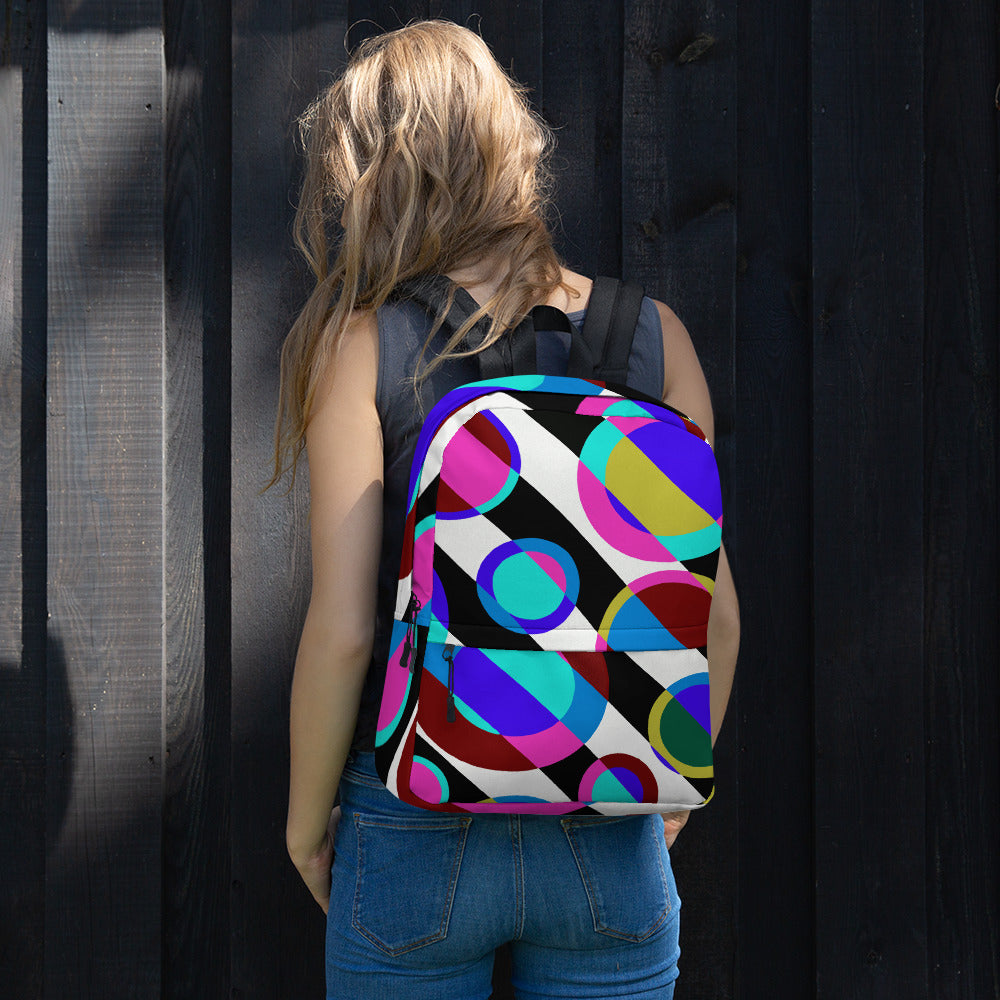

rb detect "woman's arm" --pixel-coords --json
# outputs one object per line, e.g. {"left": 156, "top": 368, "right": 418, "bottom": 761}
{"left": 652, "top": 299, "right": 740, "bottom": 849}
{"left": 655, "top": 299, "right": 740, "bottom": 747}
{"left": 285, "top": 310, "right": 382, "bottom": 911}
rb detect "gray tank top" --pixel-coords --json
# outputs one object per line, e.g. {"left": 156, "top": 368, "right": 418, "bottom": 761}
{"left": 351, "top": 293, "right": 665, "bottom": 750}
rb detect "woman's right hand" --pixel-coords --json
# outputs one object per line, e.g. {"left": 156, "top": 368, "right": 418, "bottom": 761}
{"left": 290, "top": 805, "right": 341, "bottom": 914}
{"left": 662, "top": 810, "right": 690, "bottom": 850}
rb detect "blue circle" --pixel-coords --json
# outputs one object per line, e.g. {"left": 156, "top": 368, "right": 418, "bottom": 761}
{"left": 476, "top": 538, "right": 580, "bottom": 633}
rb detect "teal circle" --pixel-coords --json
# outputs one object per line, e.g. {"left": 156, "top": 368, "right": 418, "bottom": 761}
{"left": 491, "top": 552, "right": 566, "bottom": 619}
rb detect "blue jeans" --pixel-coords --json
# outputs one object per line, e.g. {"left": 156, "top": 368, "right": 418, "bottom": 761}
{"left": 326, "top": 751, "right": 681, "bottom": 999}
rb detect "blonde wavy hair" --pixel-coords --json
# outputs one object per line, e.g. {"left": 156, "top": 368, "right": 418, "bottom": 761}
{"left": 271, "top": 19, "right": 570, "bottom": 486}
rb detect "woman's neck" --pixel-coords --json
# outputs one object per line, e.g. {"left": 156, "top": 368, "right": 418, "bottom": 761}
{"left": 445, "top": 259, "right": 590, "bottom": 312}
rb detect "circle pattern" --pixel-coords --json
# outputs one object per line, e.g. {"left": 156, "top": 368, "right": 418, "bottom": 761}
{"left": 477, "top": 538, "right": 580, "bottom": 634}
{"left": 598, "top": 571, "right": 713, "bottom": 648}
{"left": 577, "top": 417, "right": 721, "bottom": 561}
{"left": 409, "top": 755, "right": 450, "bottom": 804}
{"left": 375, "top": 624, "right": 412, "bottom": 747}
{"left": 436, "top": 410, "right": 521, "bottom": 520}
{"left": 578, "top": 754, "right": 658, "bottom": 804}
{"left": 647, "top": 675, "right": 712, "bottom": 779}
{"left": 421, "top": 648, "right": 609, "bottom": 770}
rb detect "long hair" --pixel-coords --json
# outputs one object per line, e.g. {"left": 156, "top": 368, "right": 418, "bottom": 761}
{"left": 270, "top": 19, "right": 569, "bottom": 487}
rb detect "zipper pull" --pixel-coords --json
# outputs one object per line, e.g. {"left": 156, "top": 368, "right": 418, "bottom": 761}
{"left": 400, "top": 594, "right": 420, "bottom": 671}
{"left": 444, "top": 644, "right": 456, "bottom": 722}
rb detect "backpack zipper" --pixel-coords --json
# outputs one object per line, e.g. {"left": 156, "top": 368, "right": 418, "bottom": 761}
{"left": 400, "top": 594, "right": 421, "bottom": 672}
{"left": 444, "top": 643, "right": 456, "bottom": 722}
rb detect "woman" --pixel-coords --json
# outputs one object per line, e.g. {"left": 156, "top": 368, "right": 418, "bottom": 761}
{"left": 275, "top": 20, "right": 739, "bottom": 1000}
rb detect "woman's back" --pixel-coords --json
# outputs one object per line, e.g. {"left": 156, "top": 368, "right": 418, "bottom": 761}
{"left": 277, "top": 21, "right": 739, "bottom": 1000}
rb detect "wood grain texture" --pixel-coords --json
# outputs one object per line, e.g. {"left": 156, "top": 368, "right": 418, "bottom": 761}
{"left": 1, "top": 41, "right": 23, "bottom": 661}
{"left": 0, "top": 8, "right": 45, "bottom": 999}
{"left": 347, "top": 0, "right": 429, "bottom": 47}
{"left": 230, "top": 3, "right": 347, "bottom": 997}
{"left": 922, "top": 0, "right": 1000, "bottom": 995}
{"left": 162, "top": 1, "right": 233, "bottom": 997}
{"left": 4, "top": 2, "right": 49, "bottom": 994}
{"left": 44, "top": 3, "right": 165, "bottom": 995}
{"left": 810, "top": 0, "right": 928, "bottom": 994}
{"left": 3, "top": 2, "right": 997, "bottom": 997}
{"left": 733, "top": 0, "right": 815, "bottom": 994}
{"left": 432, "top": 0, "right": 542, "bottom": 105}
{"left": 541, "top": 0, "right": 624, "bottom": 277}
{"left": 622, "top": 3, "right": 738, "bottom": 997}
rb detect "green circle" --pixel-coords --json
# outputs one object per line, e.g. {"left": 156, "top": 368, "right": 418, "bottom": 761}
{"left": 659, "top": 698, "right": 712, "bottom": 769}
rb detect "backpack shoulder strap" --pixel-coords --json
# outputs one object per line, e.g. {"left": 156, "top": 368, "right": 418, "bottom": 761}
{"left": 393, "top": 275, "right": 544, "bottom": 379}
{"left": 572, "top": 276, "right": 645, "bottom": 383}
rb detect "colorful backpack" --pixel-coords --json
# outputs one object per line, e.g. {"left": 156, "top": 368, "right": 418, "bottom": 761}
{"left": 375, "top": 276, "right": 722, "bottom": 815}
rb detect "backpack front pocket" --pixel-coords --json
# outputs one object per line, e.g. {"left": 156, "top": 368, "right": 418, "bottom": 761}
{"left": 396, "top": 643, "right": 712, "bottom": 814}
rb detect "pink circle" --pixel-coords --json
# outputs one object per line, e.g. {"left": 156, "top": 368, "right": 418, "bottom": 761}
{"left": 409, "top": 760, "right": 445, "bottom": 804}
{"left": 376, "top": 632, "right": 411, "bottom": 735}
{"left": 439, "top": 419, "right": 515, "bottom": 513}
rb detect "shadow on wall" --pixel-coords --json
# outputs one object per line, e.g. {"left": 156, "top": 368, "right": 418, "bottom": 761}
{"left": 0, "top": 636, "right": 72, "bottom": 997}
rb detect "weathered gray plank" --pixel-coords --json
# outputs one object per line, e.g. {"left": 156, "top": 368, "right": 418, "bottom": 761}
{"left": 0, "top": 10, "right": 45, "bottom": 999}
{"left": 2, "top": 3, "right": 49, "bottom": 996}
{"left": 811, "top": 0, "right": 928, "bottom": 994}
{"left": 1, "top": 35, "right": 22, "bottom": 662}
{"left": 230, "top": 4, "right": 348, "bottom": 997}
{"left": 44, "top": 5, "right": 165, "bottom": 995}
{"left": 622, "top": 2, "right": 738, "bottom": 997}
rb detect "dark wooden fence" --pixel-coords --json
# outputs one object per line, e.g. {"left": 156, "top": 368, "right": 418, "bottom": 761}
{"left": 2, "top": 1, "right": 997, "bottom": 998}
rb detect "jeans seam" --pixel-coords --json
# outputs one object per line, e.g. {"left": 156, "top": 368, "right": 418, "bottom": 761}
{"left": 511, "top": 816, "right": 525, "bottom": 941}
{"left": 352, "top": 813, "right": 472, "bottom": 956}
{"left": 340, "top": 768, "right": 385, "bottom": 790}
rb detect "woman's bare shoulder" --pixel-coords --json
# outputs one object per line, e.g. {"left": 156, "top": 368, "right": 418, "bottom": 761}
{"left": 647, "top": 298, "right": 715, "bottom": 443}
{"left": 312, "top": 308, "right": 379, "bottom": 411}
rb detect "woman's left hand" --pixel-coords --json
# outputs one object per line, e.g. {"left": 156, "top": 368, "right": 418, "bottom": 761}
{"left": 291, "top": 805, "right": 341, "bottom": 914}
{"left": 662, "top": 810, "right": 690, "bottom": 849}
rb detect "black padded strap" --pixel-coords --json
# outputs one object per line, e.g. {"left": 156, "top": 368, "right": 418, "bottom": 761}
{"left": 477, "top": 314, "right": 537, "bottom": 379}
{"left": 394, "top": 274, "right": 642, "bottom": 382}
{"left": 395, "top": 275, "right": 543, "bottom": 380}
{"left": 575, "top": 276, "right": 645, "bottom": 383}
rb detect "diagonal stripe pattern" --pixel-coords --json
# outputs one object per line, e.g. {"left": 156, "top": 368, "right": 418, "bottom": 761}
{"left": 377, "top": 375, "right": 722, "bottom": 814}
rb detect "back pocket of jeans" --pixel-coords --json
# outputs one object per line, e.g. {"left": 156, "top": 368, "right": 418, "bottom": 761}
{"left": 561, "top": 816, "right": 671, "bottom": 942}
{"left": 352, "top": 813, "right": 472, "bottom": 955}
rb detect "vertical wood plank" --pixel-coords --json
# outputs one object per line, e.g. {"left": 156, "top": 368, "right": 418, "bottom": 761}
{"left": 430, "top": 0, "right": 542, "bottom": 104}
{"left": 347, "top": 0, "right": 429, "bottom": 48}
{"left": 0, "top": 6, "right": 46, "bottom": 998}
{"left": 1, "top": 0, "right": 23, "bottom": 662}
{"left": 922, "top": 0, "right": 999, "bottom": 995}
{"left": 733, "top": 0, "right": 815, "bottom": 993}
{"left": 622, "top": 2, "right": 738, "bottom": 997}
{"left": 45, "top": 4, "right": 165, "bottom": 995}
{"left": 230, "top": 3, "right": 347, "bottom": 997}
{"left": 810, "top": 0, "right": 928, "bottom": 995}
{"left": 162, "top": 0, "right": 233, "bottom": 997}
{"left": 541, "top": 0, "right": 624, "bottom": 277}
